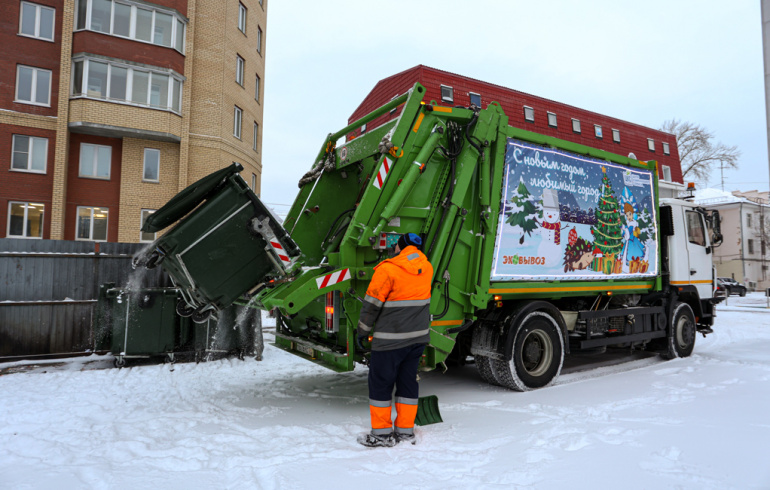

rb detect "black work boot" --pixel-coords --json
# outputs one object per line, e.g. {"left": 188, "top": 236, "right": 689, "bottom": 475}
{"left": 395, "top": 432, "right": 416, "bottom": 445}
{"left": 357, "top": 432, "right": 396, "bottom": 448}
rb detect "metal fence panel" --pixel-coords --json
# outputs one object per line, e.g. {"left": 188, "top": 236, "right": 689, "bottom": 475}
{"left": 0, "top": 239, "right": 169, "bottom": 359}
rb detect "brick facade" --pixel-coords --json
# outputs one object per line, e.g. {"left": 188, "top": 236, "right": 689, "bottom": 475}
{"left": 65, "top": 133, "right": 122, "bottom": 241}
{"left": 0, "top": 0, "right": 267, "bottom": 242}
{"left": 72, "top": 30, "right": 186, "bottom": 74}
{"left": 0, "top": 0, "right": 63, "bottom": 116}
{"left": 349, "top": 66, "right": 683, "bottom": 184}
{"left": 0, "top": 124, "right": 57, "bottom": 238}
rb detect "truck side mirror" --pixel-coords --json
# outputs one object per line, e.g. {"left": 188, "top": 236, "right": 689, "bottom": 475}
{"left": 660, "top": 206, "right": 674, "bottom": 237}
{"left": 710, "top": 210, "right": 723, "bottom": 248}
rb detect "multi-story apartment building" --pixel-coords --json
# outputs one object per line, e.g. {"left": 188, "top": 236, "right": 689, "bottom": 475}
{"left": 348, "top": 66, "right": 685, "bottom": 197}
{"left": 696, "top": 189, "right": 770, "bottom": 291}
{"left": 1, "top": 0, "right": 266, "bottom": 243}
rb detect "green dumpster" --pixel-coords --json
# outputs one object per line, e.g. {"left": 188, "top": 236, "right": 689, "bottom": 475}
{"left": 103, "top": 286, "right": 179, "bottom": 367}
{"left": 178, "top": 304, "right": 263, "bottom": 362}
{"left": 133, "top": 163, "right": 300, "bottom": 324}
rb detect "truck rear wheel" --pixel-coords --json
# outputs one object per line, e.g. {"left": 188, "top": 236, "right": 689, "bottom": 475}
{"left": 665, "top": 302, "right": 696, "bottom": 359}
{"left": 493, "top": 311, "right": 564, "bottom": 391}
{"left": 475, "top": 356, "right": 500, "bottom": 386}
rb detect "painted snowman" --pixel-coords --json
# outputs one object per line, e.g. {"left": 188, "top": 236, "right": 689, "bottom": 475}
{"left": 537, "top": 189, "right": 564, "bottom": 265}
{"left": 539, "top": 189, "right": 562, "bottom": 245}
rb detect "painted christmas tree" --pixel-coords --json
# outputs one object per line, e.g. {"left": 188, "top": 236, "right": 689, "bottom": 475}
{"left": 506, "top": 178, "right": 542, "bottom": 244}
{"left": 590, "top": 167, "right": 624, "bottom": 256}
{"left": 637, "top": 206, "right": 656, "bottom": 243}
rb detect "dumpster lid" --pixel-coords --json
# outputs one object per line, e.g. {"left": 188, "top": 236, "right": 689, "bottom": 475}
{"left": 142, "top": 163, "right": 244, "bottom": 233}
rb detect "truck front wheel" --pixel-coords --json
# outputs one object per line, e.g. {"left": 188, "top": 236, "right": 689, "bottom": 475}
{"left": 493, "top": 311, "right": 564, "bottom": 391}
{"left": 666, "top": 302, "right": 696, "bottom": 359}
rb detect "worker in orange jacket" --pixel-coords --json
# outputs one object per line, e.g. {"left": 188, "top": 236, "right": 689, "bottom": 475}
{"left": 356, "top": 232, "right": 433, "bottom": 447}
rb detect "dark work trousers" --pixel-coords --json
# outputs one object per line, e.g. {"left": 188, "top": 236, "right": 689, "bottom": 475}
{"left": 368, "top": 343, "right": 426, "bottom": 435}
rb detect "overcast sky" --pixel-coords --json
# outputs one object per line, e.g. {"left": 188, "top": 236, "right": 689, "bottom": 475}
{"left": 260, "top": 0, "right": 766, "bottom": 215}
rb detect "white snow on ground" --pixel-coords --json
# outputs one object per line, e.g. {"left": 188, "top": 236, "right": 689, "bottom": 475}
{"left": 2, "top": 295, "right": 770, "bottom": 489}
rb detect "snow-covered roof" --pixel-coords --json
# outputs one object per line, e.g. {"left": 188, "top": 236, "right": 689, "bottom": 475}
{"left": 693, "top": 188, "right": 744, "bottom": 206}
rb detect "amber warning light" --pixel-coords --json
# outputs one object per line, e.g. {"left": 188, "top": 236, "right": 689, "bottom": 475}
{"left": 325, "top": 292, "right": 336, "bottom": 333}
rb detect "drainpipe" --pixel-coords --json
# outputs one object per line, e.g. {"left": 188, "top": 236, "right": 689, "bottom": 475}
{"left": 741, "top": 202, "right": 746, "bottom": 287}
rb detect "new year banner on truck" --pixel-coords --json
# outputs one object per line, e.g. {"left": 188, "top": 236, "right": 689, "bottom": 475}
{"left": 491, "top": 139, "right": 658, "bottom": 281}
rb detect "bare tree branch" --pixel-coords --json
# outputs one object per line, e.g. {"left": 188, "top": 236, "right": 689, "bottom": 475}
{"left": 659, "top": 119, "right": 741, "bottom": 184}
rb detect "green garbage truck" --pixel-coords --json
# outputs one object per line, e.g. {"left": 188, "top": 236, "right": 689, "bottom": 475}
{"left": 134, "top": 82, "right": 723, "bottom": 390}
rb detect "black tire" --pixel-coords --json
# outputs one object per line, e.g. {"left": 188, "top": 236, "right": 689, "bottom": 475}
{"left": 114, "top": 357, "right": 126, "bottom": 368}
{"left": 192, "top": 306, "right": 214, "bottom": 324}
{"left": 664, "top": 302, "right": 696, "bottom": 359}
{"left": 492, "top": 311, "right": 564, "bottom": 391}
{"left": 176, "top": 300, "right": 195, "bottom": 318}
{"left": 475, "top": 355, "right": 500, "bottom": 386}
{"left": 740, "top": 289, "right": 746, "bottom": 297}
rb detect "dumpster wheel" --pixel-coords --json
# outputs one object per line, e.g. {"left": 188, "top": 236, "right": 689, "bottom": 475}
{"left": 176, "top": 299, "right": 195, "bottom": 318}
{"left": 114, "top": 357, "right": 126, "bottom": 368}
{"left": 192, "top": 306, "right": 213, "bottom": 324}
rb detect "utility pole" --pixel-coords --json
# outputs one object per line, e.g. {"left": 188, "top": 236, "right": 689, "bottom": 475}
{"left": 763, "top": 1, "right": 770, "bottom": 199}
{"left": 720, "top": 161, "right": 725, "bottom": 191}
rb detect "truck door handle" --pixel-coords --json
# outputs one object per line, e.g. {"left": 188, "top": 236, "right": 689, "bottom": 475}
{"left": 690, "top": 269, "right": 697, "bottom": 275}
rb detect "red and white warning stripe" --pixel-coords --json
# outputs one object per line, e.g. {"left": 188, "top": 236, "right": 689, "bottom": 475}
{"left": 372, "top": 157, "right": 393, "bottom": 190}
{"left": 316, "top": 268, "right": 351, "bottom": 289}
{"left": 269, "top": 240, "right": 291, "bottom": 265}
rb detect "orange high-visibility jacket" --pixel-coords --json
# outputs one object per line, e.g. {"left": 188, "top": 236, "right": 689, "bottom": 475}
{"left": 358, "top": 245, "right": 433, "bottom": 351}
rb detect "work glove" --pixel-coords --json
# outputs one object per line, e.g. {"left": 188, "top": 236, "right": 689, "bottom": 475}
{"left": 355, "top": 330, "right": 370, "bottom": 351}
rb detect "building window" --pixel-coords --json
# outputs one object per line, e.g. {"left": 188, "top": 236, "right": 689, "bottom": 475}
{"left": 663, "top": 142, "right": 670, "bottom": 155}
{"left": 19, "top": 1, "right": 55, "bottom": 41}
{"left": 257, "top": 26, "right": 263, "bottom": 53}
{"left": 571, "top": 118, "right": 580, "bottom": 133}
{"left": 71, "top": 58, "right": 183, "bottom": 114}
{"left": 15, "top": 65, "right": 51, "bottom": 106}
{"left": 748, "top": 238, "right": 755, "bottom": 255}
{"left": 140, "top": 209, "right": 156, "bottom": 242}
{"left": 594, "top": 125, "right": 603, "bottom": 139}
{"left": 547, "top": 112, "right": 557, "bottom": 128}
{"left": 76, "top": 206, "right": 109, "bottom": 241}
{"left": 255, "top": 74, "right": 260, "bottom": 101}
{"left": 251, "top": 173, "right": 256, "bottom": 191}
{"left": 236, "top": 55, "right": 245, "bottom": 86}
{"left": 648, "top": 138, "right": 655, "bottom": 152}
{"left": 612, "top": 129, "right": 620, "bottom": 143}
{"left": 11, "top": 135, "right": 47, "bottom": 173}
{"left": 7, "top": 202, "right": 44, "bottom": 239}
{"left": 747, "top": 213, "right": 753, "bottom": 228}
{"left": 238, "top": 2, "right": 247, "bottom": 33}
{"left": 234, "top": 106, "right": 242, "bottom": 139}
{"left": 524, "top": 106, "right": 534, "bottom": 122}
{"left": 662, "top": 165, "right": 672, "bottom": 181}
{"left": 143, "top": 148, "right": 160, "bottom": 182}
{"left": 79, "top": 143, "right": 111, "bottom": 179}
{"left": 469, "top": 92, "right": 481, "bottom": 108}
{"left": 75, "top": 0, "right": 186, "bottom": 54}
{"left": 253, "top": 122, "right": 259, "bottom": 151}
{"left": 440, "top": 85, "right": 453, "bottom": 103}
{"left": 361, "top": 123, "right": 367, "bottom": 134}
{"left": 389, "top": 93, "right": 399, "bottom": 115}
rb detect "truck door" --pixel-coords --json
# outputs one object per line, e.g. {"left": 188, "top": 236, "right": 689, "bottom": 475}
{"left": 683, "top": 209, "right": 713, "bottom": 298}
